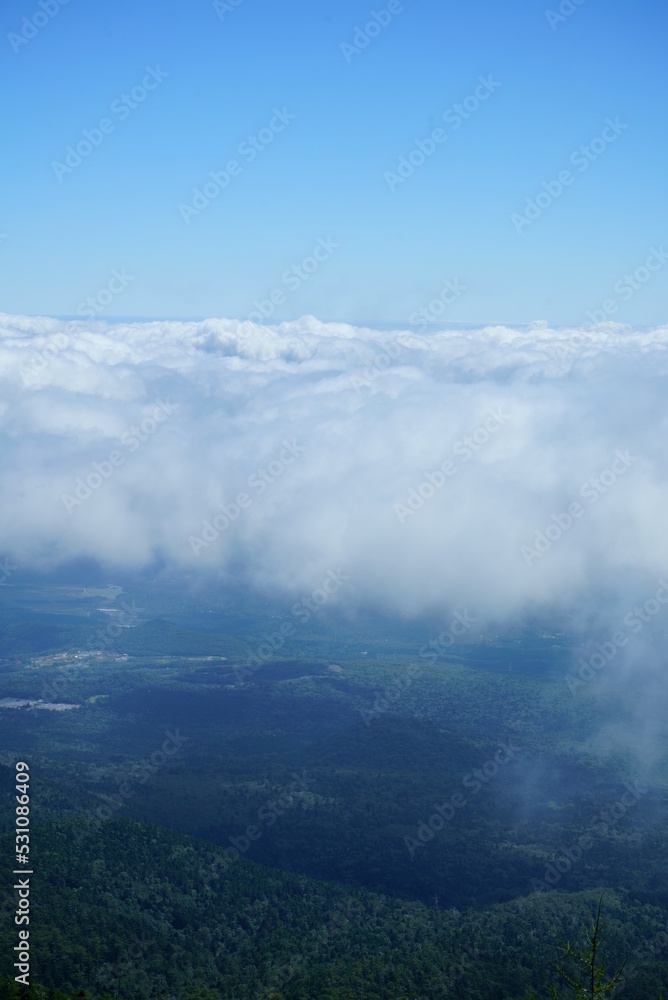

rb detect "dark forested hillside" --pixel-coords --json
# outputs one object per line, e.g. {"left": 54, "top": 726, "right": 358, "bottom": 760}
{"left": 1, "top": 603, "right": 667, "bottom": 999}
{"left": 1, "top": 818, "right": 667, "bottom": 999}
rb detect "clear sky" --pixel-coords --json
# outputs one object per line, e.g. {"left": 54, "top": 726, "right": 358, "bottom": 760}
{"left": 1, "top": 0, "right": 666, "bottom": 326}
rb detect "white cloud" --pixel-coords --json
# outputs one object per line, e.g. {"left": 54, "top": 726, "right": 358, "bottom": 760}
{"left": 1, "top": 312, "right": 668, "bottom": 625}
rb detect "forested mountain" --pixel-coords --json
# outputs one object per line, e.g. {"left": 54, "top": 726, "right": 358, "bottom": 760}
{"left": 1, "top": 817, "right": 667, "bottom": 999}
{"left": 1, "top": 585, "right": 666, "bottom": 998}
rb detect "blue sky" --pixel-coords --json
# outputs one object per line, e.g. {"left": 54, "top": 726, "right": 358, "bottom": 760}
{"left": 1, "top": 0, "right": 666, "bottom": 326}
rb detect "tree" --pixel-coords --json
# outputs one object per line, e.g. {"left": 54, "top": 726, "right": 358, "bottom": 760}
{"left": 529, "top": 894, "right": 625, "bottom": 999}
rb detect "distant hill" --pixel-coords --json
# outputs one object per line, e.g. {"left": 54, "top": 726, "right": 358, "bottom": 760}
{"left": 105, "top": 618, "right": 248, "bottom": 658}
{"left": 0, "top": 617, "right": 248, "bottom": 660}
{"left": 0, "top": 620, "right": 71, "bottom": 656}
{"left": 303, "top": 714, "right": 479, "bottom": 775}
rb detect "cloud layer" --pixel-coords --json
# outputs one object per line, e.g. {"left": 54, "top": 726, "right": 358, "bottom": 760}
{"left": 1, "top": 312, "right": 667, "bottom": 625}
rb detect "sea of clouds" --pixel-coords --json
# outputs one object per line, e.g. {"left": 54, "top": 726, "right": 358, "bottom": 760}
{"left": 1, "top": 312, "right": 667, "bottom": 629}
